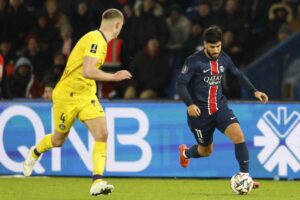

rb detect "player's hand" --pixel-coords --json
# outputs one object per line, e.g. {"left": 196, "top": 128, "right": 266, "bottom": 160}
{"left": 254, "top": 91, "right": 269, "bottom": 104}
{"left": 113, "top": 70, "right": 132, "bottom": 81}
{"left": 187, "top": 104, "right": 201, "bottom": 117}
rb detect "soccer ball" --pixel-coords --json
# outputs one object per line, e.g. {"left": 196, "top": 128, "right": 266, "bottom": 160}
{"left": 230, "top": 173, "right": 253, "bottom": 195}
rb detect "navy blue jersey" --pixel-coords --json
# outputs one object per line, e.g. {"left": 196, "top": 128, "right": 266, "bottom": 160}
{"left": 176, "top": 50, "right": 257, "bottom": 115}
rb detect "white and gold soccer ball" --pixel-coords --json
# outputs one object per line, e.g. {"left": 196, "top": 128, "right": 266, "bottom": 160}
{"left": 230, "top": 172, "right": 253, "bottom": 195}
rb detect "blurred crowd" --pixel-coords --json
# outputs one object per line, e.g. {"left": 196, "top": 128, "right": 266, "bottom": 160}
{"left": 0, "top": 0, "right": 300, "bottom": 100}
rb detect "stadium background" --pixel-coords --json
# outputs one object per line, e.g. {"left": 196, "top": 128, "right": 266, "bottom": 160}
{"left": 0, "top": 0, "right": 300, "bottom": 199}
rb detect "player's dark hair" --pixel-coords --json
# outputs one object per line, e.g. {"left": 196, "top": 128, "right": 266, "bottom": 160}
{"left": 203, "top": 25, "right": 222, "bottom": 43}
{"left": 102, "top": 8, "right": 123, "bottom": 20}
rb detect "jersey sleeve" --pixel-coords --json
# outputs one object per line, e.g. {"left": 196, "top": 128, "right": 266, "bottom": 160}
{"left": 225, "top": 53, "right": 257, "bottom": 93}
{"left": 83, "top": 34, "right": 104, "bottom": 60}
{"left": 176, "top": 58, "right": 196, "bottom": 106}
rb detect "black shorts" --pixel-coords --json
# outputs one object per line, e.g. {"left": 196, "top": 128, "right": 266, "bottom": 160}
{"left": 187, "top": 104, "right": 239, "bottom": 147}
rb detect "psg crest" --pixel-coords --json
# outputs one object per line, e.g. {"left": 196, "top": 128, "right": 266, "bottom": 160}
{"left": 219, "top": 65, "right": 224, "bottom": 73}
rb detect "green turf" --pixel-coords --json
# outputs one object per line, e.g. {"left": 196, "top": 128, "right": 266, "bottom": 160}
{"left": 0, "top": 177, "right": 299, "bottom": 200}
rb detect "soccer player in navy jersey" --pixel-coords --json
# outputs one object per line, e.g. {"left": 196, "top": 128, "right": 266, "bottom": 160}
{"left": 176, "top": 25, "right": 268, "bottom": 188}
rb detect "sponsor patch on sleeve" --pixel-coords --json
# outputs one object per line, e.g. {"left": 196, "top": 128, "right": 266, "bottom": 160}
{"left": 181, "top": 65, "right": 188, "bottom": 74}
{"left": 90, "top": 44, "right": 98, "bottom": 53}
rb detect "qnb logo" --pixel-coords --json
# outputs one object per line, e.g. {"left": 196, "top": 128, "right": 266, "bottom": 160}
{"left": 0, "top": 106, "right": 152, "bottom": 174}
{"left": 254, "top": 107, "right": 300, "bottom": 176}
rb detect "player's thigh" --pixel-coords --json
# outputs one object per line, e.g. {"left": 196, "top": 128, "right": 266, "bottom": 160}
{"left": 52, "top": 99, "right": 77, "bottom": 133}
{"left": 78, "top": 95, "right": 107, "bottom": 141}
{"left": 78, "top": 95, "right": 105, "bottom": 121}
{"left": 83, "top": 117, "right": 108, "bottom": 142}
{"left": 215, "top": 105, "right": 239, "bottom": 133}
{"left": 224, "top": 123, "right": 245, "bottom": 144}
{"left": 188, "top": 116, "right": 215, "bottom": 147}
{"left": 215, "top": 106, "right": 244, "bottom": 143}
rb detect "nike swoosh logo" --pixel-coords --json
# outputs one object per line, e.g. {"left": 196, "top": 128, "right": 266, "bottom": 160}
{"left": 230, "top": 117, "right": 236, "bottom": 120}
{"left": 203, "top": 69, "right": 210, "bottom": 73}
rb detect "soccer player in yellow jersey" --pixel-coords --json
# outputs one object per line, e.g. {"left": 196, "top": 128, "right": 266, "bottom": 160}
{"left": 23, "top": 8, "right": 132, "bottom": 196}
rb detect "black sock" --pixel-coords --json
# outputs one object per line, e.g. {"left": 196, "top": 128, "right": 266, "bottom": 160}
{"left": 185, "top": 145, "right": 201, "bottom": 158}
{"left": 92, "top": 174, "right": 102, "bottom": 182}
{"left": 235, "top": 142, "right": 249, "bottom": 173}
{"left": 33, "top": 148, "right": 41, "bottom": 157}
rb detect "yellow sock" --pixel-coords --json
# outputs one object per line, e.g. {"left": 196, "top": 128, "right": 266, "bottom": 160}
{"left": 92, "top": 141, "right": 107, "bottom": 180}
{"left": 32, "top": 134, "right": 54, "bottom": 159}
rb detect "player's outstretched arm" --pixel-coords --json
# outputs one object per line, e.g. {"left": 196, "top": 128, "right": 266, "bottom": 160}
{"left": 254, "top": 91, "right": 269, "bottom": 104}
{"left": 83, "top": 56, "right": 132, "bottom": 81}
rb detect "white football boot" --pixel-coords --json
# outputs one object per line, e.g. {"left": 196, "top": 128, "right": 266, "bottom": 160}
{"left": 90, "top": 181, "right": 114, "bottom": 196}
{"left": 23, "top": 146, "right": 38, "bottom": 176}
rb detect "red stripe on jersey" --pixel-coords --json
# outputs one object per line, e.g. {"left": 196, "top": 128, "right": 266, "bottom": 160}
{"left": 208, "top": 86, "right": 218, "bottom": 115}
{"left": 208, "top": 60, "right": 219, "bottom": 115}
{"left": 210, "top": 60, "right": 219, "bottom": 75}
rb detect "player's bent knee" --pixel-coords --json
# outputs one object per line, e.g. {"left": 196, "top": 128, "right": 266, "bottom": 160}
{"left": 52, "top": 138, "right": 66, "bottom": 147}
{"left": 203, "top": 149, "right": 212, "bottom": 157}
{"left": 198, "top": 145, "right": 213, "bottom": 157}
{"left": 52, "top": 131, "right": 68, "bottom": 147}
{"left": 200, "top": 151, "right": 211, "bottom": 157}
{"left": 231, "top": 134, "right": 245, "bottom": 144}
{"left": 93, "top": 132, "right": 108, "bottom": 142}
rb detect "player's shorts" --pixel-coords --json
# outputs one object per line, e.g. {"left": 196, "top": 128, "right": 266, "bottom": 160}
{"left": 52, "top": 92, "right": 105, "bottom": 133}
{"left": 187, "top": 104, "right": 239, "bottom": 146}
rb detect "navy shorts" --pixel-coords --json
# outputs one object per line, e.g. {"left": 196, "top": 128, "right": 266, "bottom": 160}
{"left": 187, "top": 104, "right": 239, "bottom": 147}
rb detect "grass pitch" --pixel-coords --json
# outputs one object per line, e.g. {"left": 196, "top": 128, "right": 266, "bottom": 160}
{"left": 0, "top": 177, "right": 299, "bottom": 200}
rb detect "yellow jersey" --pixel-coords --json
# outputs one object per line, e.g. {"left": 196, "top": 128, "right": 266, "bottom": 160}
{"left": 54, "top": 30, "right": 107, "bottom": 97}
